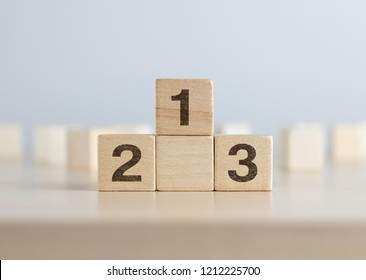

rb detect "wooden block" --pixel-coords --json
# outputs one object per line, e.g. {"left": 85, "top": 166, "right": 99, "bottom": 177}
{"left": 332, "top": 123, "right": 366, "bottom": 162}
{"left": 281, "top": 124, "right": 325, "bottom": 171}
{"left": 67, "top": 128, "right": 90, "bottom": 170}
{"left": 156, "top": 79, "right": 213, "bottom": 136}
{"left": 0, "top": 124, "right": 22, "bottom": 162}
{"left": 216, "top": 123, "right": 251, "bottom": 134}
{"left": 47, "top": 127, "right": 70, "bottom": 166}
{"left": 33, "top": 126, "right": 69, "bottom": 166}
{"left": 98, "top": 134, "right": 155, "bottom": 191}
{"left": 215, "top": 135, "right": 272, "bottom": 191}
{"left": 156, "top": 136, "right": 214, "bottom": 191}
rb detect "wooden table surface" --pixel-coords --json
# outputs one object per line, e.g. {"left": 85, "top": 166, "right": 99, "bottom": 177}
{"left": 1, "top": 161, "right": 366, "bottom": 259}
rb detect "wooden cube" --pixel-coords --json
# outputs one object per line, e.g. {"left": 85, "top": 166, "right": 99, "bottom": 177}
{"left": 281, "top": 124, "right": 325, "bottom": 171}
{"left": 33, "top": 126, "right": 69, "bottom": 166}
{"left": 0, "top": 124, "right": 22, "bottom": 162}
{"left": 156, "top": 79, "right": 213, "bottom": 136}
{"left": 215, "top": 135, "right": 272, "bottom": 191}
{"left": 156, "top": 136, "right": 214, "bottom": 191}
{"left": 67, "top": 128, "right": 91, "bottom": 170}
{"left": 216, "top": 123, "right": 251, "bottom": 134}
{"left": 33, "top": 126, "right": 48, "bottom": 164}
{"left": 332, "top": 123, "right": 366, "bottom": 162}
{"left": 98, "top": 135, "right": 155, "bottom": 191}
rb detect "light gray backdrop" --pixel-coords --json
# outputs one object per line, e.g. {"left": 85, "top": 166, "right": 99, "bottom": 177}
{"left": 1, "top": 0, "right": 366, "bottom": 153}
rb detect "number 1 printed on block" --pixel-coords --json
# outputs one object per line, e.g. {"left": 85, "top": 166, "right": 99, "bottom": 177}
{"left": 171, "top": 89, "right": 189, "bottom": 126}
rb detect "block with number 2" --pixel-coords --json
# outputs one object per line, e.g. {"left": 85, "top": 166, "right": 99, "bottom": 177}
{"left": 98, "top": 135, "right": 155, "bottom": 191}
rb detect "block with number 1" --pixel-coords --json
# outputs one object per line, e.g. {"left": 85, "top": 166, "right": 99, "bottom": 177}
{"left": 156, "top": 79, "right": 213, "bottom": 136}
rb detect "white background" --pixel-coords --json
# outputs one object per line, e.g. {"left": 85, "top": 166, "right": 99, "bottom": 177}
{"left": 2, "top": 260, "right": 366, "bottom": 280}
{"left": 1, "top": 0, "right": 366, "bottom": 151}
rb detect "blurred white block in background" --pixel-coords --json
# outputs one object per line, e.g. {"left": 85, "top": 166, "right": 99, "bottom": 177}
{"left": 332, "top": 123, "right": 366, "bottom": 162}
{"left": 281, "top": 124, "right": 325, "bottom": 171}
{"left": 33, "top": 126, "right": 48, "bottom": 164}
{"left": 216, "top": 123, "right": 251, "bottom": 134}
{"left": 33, "top": 126, "right": 70, "bottom": 166}
{"left": 67, "top": 128, "right": 90, "bottom": 170}
{"left": 111, "top": 124, "right": 154, "bottom": 134}
{"left": 0, "top": 124, "right": 23, "bottom": 162}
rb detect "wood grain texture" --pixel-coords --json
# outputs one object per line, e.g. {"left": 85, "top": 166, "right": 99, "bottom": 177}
{"left": 156, "top": 79, "right": 213, "bottom": 136}
{"left": 281, "top": 124, "right": 325, "bottom": 171}
{"left": 98, "top": 135, "right": 155, "bottom": 191}
{"left": 332, "top": 123, "right": 366, "bottom": 162}
{"left": 0, "top": 124, "right": 22, "bottom": 162}
{"left": 215, "top": 135, "right": 272, "bottom": 191}
{"left": 156, "top": 136, "right": 214, "bottom": 191}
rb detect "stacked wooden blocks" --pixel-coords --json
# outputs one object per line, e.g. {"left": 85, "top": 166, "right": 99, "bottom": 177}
{"left": 156, "top": 79, "right": 214, "bottom": 191}
{"left": 98, "top": 79, "right": 273, "bottom": 192}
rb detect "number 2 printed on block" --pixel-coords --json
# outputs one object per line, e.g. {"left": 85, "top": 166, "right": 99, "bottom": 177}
{"left": 112, "top": 144, "right": 142, "bottom": 182}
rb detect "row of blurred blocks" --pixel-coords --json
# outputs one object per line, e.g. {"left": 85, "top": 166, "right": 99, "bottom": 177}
{"left": 0, "top": 122, "right": 365, "bottom": 170}
{"left": 281, "top": 123, "right": 366, "bottom": 170}
{"left": 35, "top": 125, "right": 152, "bottom": 169}
{"left": 0, "top": 123, "right": 248, "bottom": 168}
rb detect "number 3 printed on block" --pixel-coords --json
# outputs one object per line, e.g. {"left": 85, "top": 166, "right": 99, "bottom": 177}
{"left": 228, "top": 144, "right": 258, "bottom": 182}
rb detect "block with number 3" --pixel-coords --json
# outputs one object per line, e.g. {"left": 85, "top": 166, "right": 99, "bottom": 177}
{"left": 156, "top": 79, "right": 213, "bottom": 136}
{"left": 98, "top": 135, "right": 155, "bottom": 191}
{"left": 215, "top": 135, "right": 272, "bottom": 191}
